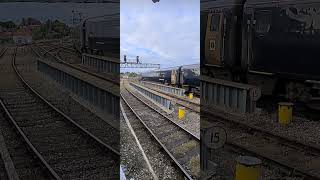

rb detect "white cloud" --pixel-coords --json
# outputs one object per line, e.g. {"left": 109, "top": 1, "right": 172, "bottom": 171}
{"left": 121, "top": 0, "right": 199, "bottom": 70}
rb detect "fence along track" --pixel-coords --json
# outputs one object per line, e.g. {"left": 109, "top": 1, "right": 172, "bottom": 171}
{"left": 21, "top": 46, "right": 120, "bottom": 151}
{"left": 32, "top": 44, "right": 119, "bottom": 85}
{"left": 16, "top": 47, "right": 120, "bottom": 156}
{"left": 0, "top": 47, "right": 119, "bottom": 179}
{"left": 121, "top": 86, "right": 200, "bottom": 180}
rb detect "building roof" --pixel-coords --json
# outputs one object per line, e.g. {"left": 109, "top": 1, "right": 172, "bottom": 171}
{"left": 12, "top": 29, "right": 32, "bottom": 37}
{"left": 0, "top": 32, "right": 12, "bottom": 37}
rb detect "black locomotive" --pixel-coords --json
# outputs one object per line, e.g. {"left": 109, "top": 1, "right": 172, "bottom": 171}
{"left": 141, "top": 64, "right": 200, "bottom": 94}
{"left": 201, "top": 0, "right": 320, "bottom": 105}
{"left": 72, "top": 14, "right": 120, "bottom": 58}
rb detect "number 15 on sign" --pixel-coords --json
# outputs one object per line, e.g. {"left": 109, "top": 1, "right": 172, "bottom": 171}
{"left": 204, "top": 126, "right": 227, "bottom": 149}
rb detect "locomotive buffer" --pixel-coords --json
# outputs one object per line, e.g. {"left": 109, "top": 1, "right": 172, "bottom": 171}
{"left": 121, "top": 55, "right": 160, "bottom": 69}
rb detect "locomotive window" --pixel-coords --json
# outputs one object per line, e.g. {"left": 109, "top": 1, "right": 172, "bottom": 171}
{"left": 255, "top": 11, "right": 271, "bottom": 33}
{"left": 210, "top": 14, "right": 220, "bottom": 31}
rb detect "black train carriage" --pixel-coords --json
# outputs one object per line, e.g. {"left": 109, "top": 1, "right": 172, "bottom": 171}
{"left": 85, "top": 15, "right": 120, "bottom": 57}
{"left": 141, "top": 64, "right": 200, "bottom": 94}
{"left": 243, "top": 0, "right": 320, "bottom": 99}
{"left": 172, "top": 64, "right": 200, "bottom": 92}
{"left": 201, "top": 0, "right": 320, "bottom": 103}
{"left": 73, "top": 14, "right": 120, "bottom": 58}
{"left": 141, "top": 68, "right": 173, "bottom": 85}
{"left": 201, "top": 0, "right": 245, "bottom": 81}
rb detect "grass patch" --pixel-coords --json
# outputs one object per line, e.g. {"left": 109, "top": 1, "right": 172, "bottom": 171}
{"left": 174, "top": 140, "right": 197, "bottom": 157}
{"left": 189, "top": 155, "right": 200, "bottom": 178}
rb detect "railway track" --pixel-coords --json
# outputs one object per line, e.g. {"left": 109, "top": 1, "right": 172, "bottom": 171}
{"left": 0, "top": 99, "right": 59, "bottom": 180}
{"left": 121, "top": 84, "right": 200, "bottom": 180}
{"left": 136, "top": 81, "right": 200, "bottom": 113}
{"left": 31, "top": 44, "right": 119, "bottom": 85}
{"left": 0, "top": 47, "right": 119, "bottom": 179}
{"left": 202, "top": 110, "right": 320, "bottom": 179}
{"left": 17, "top": 46, "right": 120, "bottom": 150}
{"left": 165, "top": 94, "right": 199, "bottom": 113}
{"left": 120, "top": 102, "right": 185, "bottom": 179}
{"left": 139, "top": 83, "right": 200, "bottom": 113}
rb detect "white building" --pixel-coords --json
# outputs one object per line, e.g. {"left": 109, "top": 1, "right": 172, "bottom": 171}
{"left": 12, "top": 32, "right": 32, "bottom": 45}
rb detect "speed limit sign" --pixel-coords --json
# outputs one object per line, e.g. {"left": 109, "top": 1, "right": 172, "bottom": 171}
{"left": 204, "top": 126, "right": 227, "bottom": 149}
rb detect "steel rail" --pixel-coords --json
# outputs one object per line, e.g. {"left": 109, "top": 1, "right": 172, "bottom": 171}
{"left": 32, "top": 45, "right": 120, "bottom": 85}
{"left": 128, "top": 80, "right": 318, "bottom": 178}
{"left": 202, "top": 109, "right": 320, "bottom": 156}
{"left": 0, "top": 99, "right": 61, "bottom": 180}
{"left": 126, "top": 85, "right": 199, "bottom": 140}
{"left": 0, "top": 48, "right": 62, "bottom": 180}
{"left": 140, "top": 83, "right": 200, "bottom": 113}
{"left": 202, "top": 110, "right": 320, "bottom": 179}
{"left": 120, "top": 90, "right": 193, "bottom": 180}
{"left": 221, "top": 137, "right": 318, "bottom": 179}
{"left": 13, "top": 47, "right": 120, "bottom": 156}
{"left": 0, "top": 115, "right": 20, "bottom": 180}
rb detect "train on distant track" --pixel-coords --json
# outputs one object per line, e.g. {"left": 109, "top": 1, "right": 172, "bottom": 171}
{"left": 141, "top": 64, "right": 200, "bottom": 94}
{"left": 72, "top": 14, "right": 120, "bottom": 58}
{"left": 201, "top": 0, "right": 320, "bottom": 107}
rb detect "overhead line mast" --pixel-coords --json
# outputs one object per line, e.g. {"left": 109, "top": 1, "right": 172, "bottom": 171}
{"left": 121, "top": 55, "right": 160, "bottom": 69}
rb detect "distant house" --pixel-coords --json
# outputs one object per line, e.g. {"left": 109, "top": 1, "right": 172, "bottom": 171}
{"left": 12, "top": 31, "right": 32, "bottom": 45}
{"left": 27, "top": 24, "right": 41, "bottom": 31}
{"left": 0, "top": 32, "right": 13, "bottom": 43}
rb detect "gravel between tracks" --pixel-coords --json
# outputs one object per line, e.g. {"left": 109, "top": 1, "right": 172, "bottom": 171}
{"left": 0, "top": 47, "right": 119, "bottom": 179}
{"left": 120, "top": 105, "right": 184, "bottom": 180}
{"left": 120, "top": 112, "right": 153, "bottom": 180}
{"left": 206, "top": 142, "right": 304, "bottom": 180}
{"left": 16, "top": 47, "right": 120, "bottom": 151}
{"left": 57, "top": 47, "right": 119, "bottom": 83}
{"left": 121, "top": 84, "right": 200, "bottom": 179}
{"left": 204, "top": 105, "right": 320, "bottom": 149}
{"left": 0, "top": 48, "right": 50, "bottom": 179}
{"left": 125, "top": 82, "right": 200, "bottom": 138}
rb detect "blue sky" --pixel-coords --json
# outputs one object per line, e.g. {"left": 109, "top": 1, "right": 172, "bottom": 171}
{"left": 120, "top": 0, "right": 199, "bottom": 72}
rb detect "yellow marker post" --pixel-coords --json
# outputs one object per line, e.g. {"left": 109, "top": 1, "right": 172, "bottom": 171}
{"left": 235, "top": 156, "right": 261, "bottom": 180}
{"left": 278, "top": 102, "right": 293, "bottom": 125}
{"left": 178, "top": 107, "right": 185, "bottom": 120}
{"left": 189, "top": 93, "right": 193, "bottom": 100}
